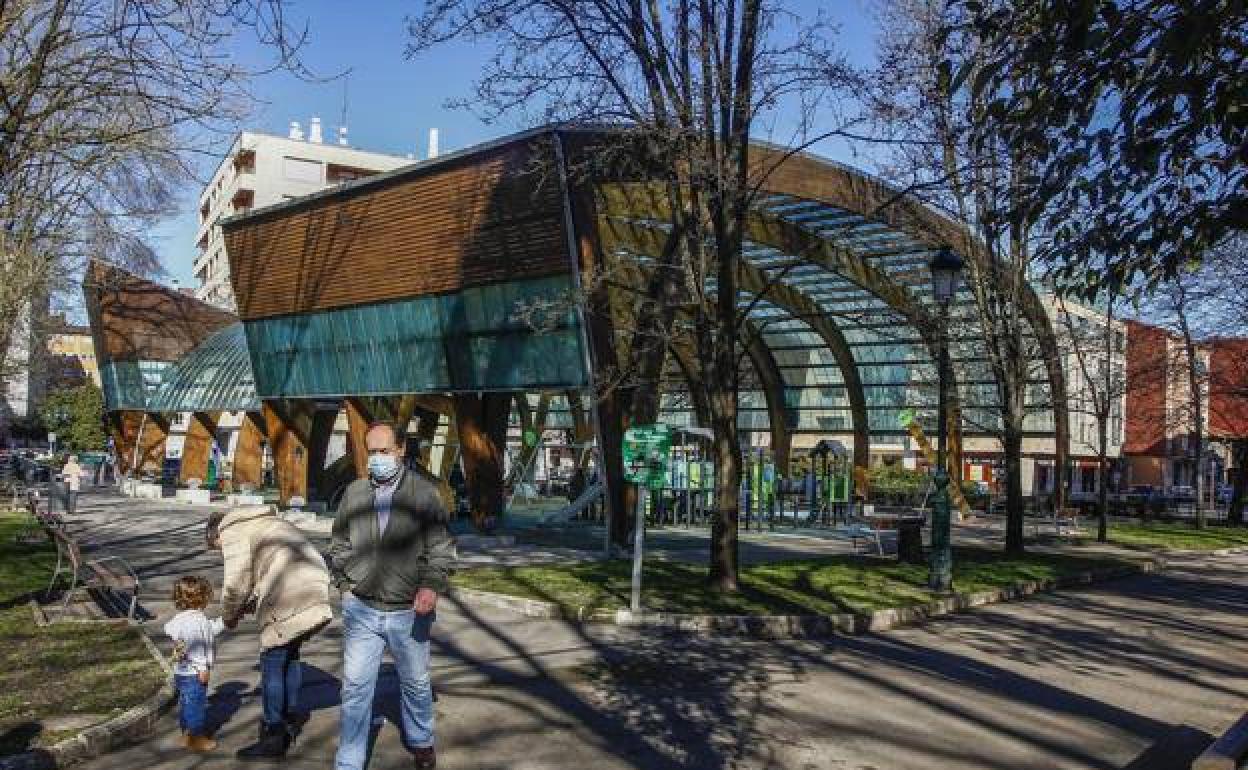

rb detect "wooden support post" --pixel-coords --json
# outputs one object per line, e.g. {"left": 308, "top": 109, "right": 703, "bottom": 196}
{"left": 108, "top": 412, "right": 141, "bottom": 475}
{"left": 232, "top": 411, "right": 266, "bottom": 490}
{"left": 344, "top": 398, "right": 372, "bottom": 481}
{"left": 262, "top": 400, "right": 314, "bottom": 507}
{"left": 179, "top": 411, "right": 219, "bottom": 486}
{"left": 136, "top": 414, "right": 170, "bottom": 475}
{"left": 453, "top": 392, "right": 511, "bottom": 531}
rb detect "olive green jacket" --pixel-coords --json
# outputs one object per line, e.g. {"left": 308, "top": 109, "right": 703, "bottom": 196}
{"left": 328, "top": 469, "right": 456, "bottom": 609}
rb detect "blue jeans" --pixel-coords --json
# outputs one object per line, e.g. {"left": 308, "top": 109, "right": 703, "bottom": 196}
{"left": 335, "top": 593, "right": 435, "bottom": 770}
{"left": 260, "top": 638, "right": 304, "bottom": 728}
{"left": 174, "top": 674, "right": 208, "bottom": 736}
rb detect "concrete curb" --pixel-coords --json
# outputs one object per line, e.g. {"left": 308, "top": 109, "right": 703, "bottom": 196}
{"left": 0, "top": 625, "right": 176, "bottom": 769}
{"left": 452, "top": 558, "right": 1164, "bottom": 639}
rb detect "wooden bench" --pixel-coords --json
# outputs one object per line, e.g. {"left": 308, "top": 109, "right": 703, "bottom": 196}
{"left": 47, "top": 528, "right": 140, "bottom": 621}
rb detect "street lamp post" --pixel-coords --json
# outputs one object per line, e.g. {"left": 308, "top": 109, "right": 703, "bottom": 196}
{"left": 928, "top": 246, "right": 964, "bottom": 594}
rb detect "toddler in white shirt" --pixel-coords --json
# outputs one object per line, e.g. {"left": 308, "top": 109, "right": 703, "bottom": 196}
{"left": 164, "top": 576, "right": 225, "bottom": 752}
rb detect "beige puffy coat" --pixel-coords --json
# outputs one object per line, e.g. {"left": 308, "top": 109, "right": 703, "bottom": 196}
{"left": 218, "top": 505, "right": 333, "bottom": 650}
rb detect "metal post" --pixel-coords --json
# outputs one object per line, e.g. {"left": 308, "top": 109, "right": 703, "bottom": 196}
{"left": 630, "top": 484, "right": 645, "bottom": 614}
{"left": 929, "top": 303, "right": 953, "bottom": 593}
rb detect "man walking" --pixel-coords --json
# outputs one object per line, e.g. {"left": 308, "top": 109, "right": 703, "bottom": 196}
{"left": 205, "top": 504, "right": 334, "bottom": 760}
{"left": 329, "top": 422, "right": 455, "bottom": 770}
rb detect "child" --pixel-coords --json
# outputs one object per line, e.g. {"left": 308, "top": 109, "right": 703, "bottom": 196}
{"left": 164, "top": 576, "right": 224, "bottom": 752}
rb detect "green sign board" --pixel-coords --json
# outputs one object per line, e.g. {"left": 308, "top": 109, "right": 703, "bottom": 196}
{"left": 622, "top": 424, "right": 673, "bottom": 489}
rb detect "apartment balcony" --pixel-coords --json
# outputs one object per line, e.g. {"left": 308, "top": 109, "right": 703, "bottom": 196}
{"left": 232, "top": 148, "right": 256, "bottom": 174}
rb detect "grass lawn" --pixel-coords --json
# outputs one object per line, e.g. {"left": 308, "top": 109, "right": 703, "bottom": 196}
{"left": 452, "top": 547, "right": 1137, "bottom": 617}
{"left": 1106, "top": 522, "right": 1248, "bottom": 551}
{"left": 0, "top": 511, "right": 166, "bottom": 756}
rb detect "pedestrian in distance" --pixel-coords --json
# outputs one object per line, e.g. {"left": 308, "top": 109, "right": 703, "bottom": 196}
{"left": 164, "top": 576, "right": 225, "bottom": 753}
{"left": 328, "top": 422, "right": 455, "bottom": 770}
{"left": 205, "top": 504, "right": 334, "bottom": 761}
{"left": 60, "top": 454, "right": 82, "bottom": 514}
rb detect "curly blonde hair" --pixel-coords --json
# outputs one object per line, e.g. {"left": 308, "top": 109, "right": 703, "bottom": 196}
{"left": 172, "top": 575, "right": 213, "bottom": 610}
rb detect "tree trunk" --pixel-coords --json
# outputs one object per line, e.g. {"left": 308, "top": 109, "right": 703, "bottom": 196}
{"left": 708, "top": 390, "right": 742, "bottom": 593}
{"left": 1229, "top": 439, "right": 1248, "bottom": 526}
{"left": 1097, "top": 417, "right": 1110, "bottom": 543}
{"left": 1003, "top": 427, "right": 1025, "bottom": 554}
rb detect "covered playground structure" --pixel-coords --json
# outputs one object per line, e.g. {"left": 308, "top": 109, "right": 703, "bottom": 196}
{"left": 84, "top": 125, "right": 1071, "bottom": 526}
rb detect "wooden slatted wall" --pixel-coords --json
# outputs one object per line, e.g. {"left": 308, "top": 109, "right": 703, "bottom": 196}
{"left": 223, "top": 136, "right": 572, "bottom": 321}
{"left": 84, "top": 261, "right": 239, "bottom": 363}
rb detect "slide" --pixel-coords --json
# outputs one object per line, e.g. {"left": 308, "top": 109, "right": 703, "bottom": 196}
{"left": 538, "top": 482, "right": 606, "bottom": 526}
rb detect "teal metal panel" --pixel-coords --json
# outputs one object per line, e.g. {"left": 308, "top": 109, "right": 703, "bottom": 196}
{"left": 99, "top": 360, "right": 170, "bottom": 412}
{"left": 244, "top": 275, "right": 589, "bottom": 398}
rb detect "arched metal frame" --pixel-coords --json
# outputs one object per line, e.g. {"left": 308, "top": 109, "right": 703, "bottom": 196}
{"left": 590, "top": 149, "right": 1070, "bottom": 486}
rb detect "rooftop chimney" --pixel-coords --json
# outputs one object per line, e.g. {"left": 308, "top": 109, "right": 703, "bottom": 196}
{"left": 308, "top": 116, "right": 323, "bottom": 144}
{"left": 288, "top": 120, "right": 304, "bottom": 140}
{"left": 428, "top": 128, "right": 439, "bottom": 159}
{"left": 337, "top": 125, "right": 349, "bottom": 147}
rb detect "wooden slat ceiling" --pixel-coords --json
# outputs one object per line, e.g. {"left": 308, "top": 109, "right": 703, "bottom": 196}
{"left": 83, "top": 261, "right": 238, "bottom": 363}
{"left": 223, "top": 138, "right": 572, "bottom": 321}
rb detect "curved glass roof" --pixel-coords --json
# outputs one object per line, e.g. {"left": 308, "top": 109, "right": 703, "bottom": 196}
{"left": 146, "top": 323, "right": 260, "bottom": 413}
{"left": 605, "top": 188, "right": 1058, "bottom": 438}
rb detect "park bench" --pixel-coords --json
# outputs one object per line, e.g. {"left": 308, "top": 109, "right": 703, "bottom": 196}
{"left": 46, "top": 527, "right": 141, "bottom": 621}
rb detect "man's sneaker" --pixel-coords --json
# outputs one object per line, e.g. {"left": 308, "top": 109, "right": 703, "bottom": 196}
{"left": 412, "top": 745, "right": 436, "bottom": 769}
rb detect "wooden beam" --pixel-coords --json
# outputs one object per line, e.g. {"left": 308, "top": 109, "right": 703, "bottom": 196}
{"left": 179, "top": 411, "right": 219, "bottom": 485}
{"left": 344, "top": 398, "right": 371, "bottom": 481}
{"left": 262, "top": 400, "right": 314, "bottom": 507}
{"left": 452, "top": 392, "right": 511, "bottom": 531}
{"left": 232, "top": 411, "right": 266, "bottom": 490}
{"left": 136, "top": 414, "right": 170, "bottom": 475}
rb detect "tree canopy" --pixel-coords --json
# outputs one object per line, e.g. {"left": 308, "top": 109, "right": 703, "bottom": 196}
{"left": 959, "top": 0, "right": 1247, "bottom": 296}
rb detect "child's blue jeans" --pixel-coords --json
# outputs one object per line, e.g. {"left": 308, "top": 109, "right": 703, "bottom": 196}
{"left": 175, "top": 674, "right": 208, "bottom": 736}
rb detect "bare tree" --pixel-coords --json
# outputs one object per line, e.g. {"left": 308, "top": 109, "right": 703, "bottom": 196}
{"left": 0, "top": 0, "right": 310, "bottom": 409}
{"left": 873, "top": 0, "right": 1061, "bottom": 554}
{"left": 409, "top": 0, "right": 857, "bottom": 589}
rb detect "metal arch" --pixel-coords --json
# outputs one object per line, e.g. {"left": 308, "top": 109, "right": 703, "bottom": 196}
{"left": 739, "top": 318, "right": 793, "bottom": 471}
{"left": 737, "top": 263, "right": 869, "bottom": 470}
{"left": 749, "top": 147, "right": 1069, "bottom": 501}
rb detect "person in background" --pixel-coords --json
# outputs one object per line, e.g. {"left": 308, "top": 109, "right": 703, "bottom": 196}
{"left": 61, "top": 454, "right": 82, "bottom": 514}
{"left": 164, "top": 576, "right": 225, "bottom": 753}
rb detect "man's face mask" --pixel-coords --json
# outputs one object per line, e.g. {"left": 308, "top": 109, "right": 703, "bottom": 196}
{"left": 368, "top": 453, "right": 400, "bottom": 481}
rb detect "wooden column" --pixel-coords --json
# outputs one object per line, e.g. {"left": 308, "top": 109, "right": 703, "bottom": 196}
{"left": 179, "top": 411, "right": 219, "bottom": 485}
{"left": 232, "top": 411, "right": 266, "bottom": 490}
{"left": 453, "top": 392, "right": 511, "bottom": 531}
{"left": 108, "top": 412, "right": 141, "bottom": 475}
{"left": 344, "top": 398, "right": 372, "bottom": 481}
{"left": 262, "top": 400, "right": 314, "bottom": 507}
{"left": 136, "top": 413, "right": 170, "bottom": 475}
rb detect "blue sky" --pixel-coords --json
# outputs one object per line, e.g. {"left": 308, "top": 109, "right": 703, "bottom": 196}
{"left": 155, "top": 0, "right": 882, "bottom": 287}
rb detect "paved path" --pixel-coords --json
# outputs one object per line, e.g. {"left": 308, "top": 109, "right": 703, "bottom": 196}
{"left": 61, "top": 492, "right": 1248, "bottom": 769}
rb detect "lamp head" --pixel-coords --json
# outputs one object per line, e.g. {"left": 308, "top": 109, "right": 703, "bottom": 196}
{"left": 929, "top": 246, "right": 964, "bottom": 304}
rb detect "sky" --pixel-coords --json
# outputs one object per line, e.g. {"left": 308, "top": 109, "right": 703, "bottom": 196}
{"left": 154, "top": 0, "right": 883, "bottom": 288}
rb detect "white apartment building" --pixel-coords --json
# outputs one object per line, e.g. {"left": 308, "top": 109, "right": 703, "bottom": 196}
{"left": 193, "top": 119, "right": 415, "bottom": 310}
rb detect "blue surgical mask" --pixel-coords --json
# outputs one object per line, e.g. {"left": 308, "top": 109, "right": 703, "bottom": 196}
{"left": 368, "top": 454, "right": 400, "bottom": 481}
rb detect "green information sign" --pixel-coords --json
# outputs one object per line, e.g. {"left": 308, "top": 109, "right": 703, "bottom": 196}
{"left": 622, "top": 424, "right": 673, "bottom": 489}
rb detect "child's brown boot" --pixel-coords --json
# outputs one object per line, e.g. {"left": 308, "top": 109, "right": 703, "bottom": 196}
{"left": 186, "top": 735, "right": 217, "bottom": 752}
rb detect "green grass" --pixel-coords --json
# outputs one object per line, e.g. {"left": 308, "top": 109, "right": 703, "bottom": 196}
{"left": 452, "top": 547, "right": 1136, "bottom": 617}
{"left": 0, "top": 511, "right": 165, "bottom": 756}
{"left": 1107, "top": 522, "right": 1248, "bottom": 551}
